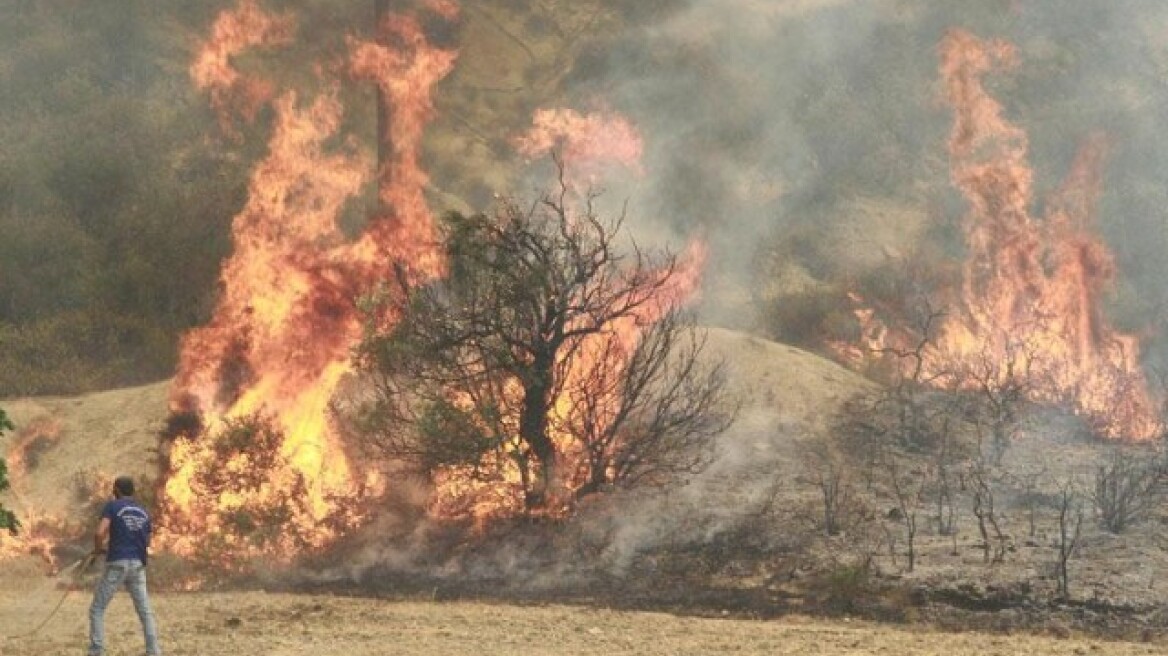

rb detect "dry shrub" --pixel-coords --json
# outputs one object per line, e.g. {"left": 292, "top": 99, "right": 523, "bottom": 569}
{"left": 1091, "top": 449, "right": 1161, "bottom": 534}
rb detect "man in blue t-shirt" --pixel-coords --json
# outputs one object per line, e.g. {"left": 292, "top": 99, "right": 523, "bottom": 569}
{"left": 87, "top": 475, "right": 161, "bottom": 656}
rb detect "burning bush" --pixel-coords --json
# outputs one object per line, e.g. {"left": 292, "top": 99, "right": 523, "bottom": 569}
{"left": 160, "top": 414, "right": 365, "bottom": 566}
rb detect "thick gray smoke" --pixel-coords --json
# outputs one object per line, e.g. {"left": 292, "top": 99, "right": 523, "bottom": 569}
{"left": 572, "top": 0, "right": 1168, "bottom": 361}
{"left": 444, "top": 0, "right": 1168, "bottom": 580}
{"left": 13, "top": 0, "right": 1167, "bottom": 587}
{"left": 305, "top": 0, "right": 1168, "bottom": 588}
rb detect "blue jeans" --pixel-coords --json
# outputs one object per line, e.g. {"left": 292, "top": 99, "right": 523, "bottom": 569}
{"left": 88, "top": 558, "right": 161, "bottom": 656}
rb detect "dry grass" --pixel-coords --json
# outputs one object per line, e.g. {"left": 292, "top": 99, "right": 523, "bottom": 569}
{"left": 2, "top": 585, "right": 1162, "bottom": 656}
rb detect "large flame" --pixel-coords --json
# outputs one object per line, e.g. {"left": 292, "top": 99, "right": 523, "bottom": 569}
{"left": 161, "top": 0, "right": 707, "bottom": 557}
{"left": 840, "top": 30, "right": 1160, "bottom": 440}
{"left": 348, "top": 8, "right": 459, "bottom": 277}
{"left": 161, "top": 1, "right": 458, "bottom": 558}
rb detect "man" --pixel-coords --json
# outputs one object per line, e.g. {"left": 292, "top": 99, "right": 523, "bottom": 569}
{"left": 88, "top": 475, "right": 161, "bottom": 656}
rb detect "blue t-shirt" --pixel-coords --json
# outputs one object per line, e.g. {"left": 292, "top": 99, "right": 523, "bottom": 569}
{"left": 101, "top": 498, "right": 151, "bottom": 565}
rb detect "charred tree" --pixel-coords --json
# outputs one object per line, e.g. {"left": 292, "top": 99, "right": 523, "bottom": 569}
{"left": 953, "top": 334, "right": 1039, "bottom": 465}
{"left": 1054, "top": 480, "right": 1084, "bottom": 601}
{"left": 351, "top": 168, "right": 733, "bottom": 514}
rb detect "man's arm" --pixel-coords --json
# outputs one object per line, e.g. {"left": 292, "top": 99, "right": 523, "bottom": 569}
{"left": 93, "top": 516, "right": 110, "bottom": 554}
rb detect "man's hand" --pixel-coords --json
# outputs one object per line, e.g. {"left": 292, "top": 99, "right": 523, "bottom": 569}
{"left": 93, "top": 516, "right": 110, "bottom": 555}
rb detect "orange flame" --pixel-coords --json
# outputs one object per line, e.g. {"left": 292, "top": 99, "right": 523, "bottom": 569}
{"left": 161, "top": 1, "right": 458, "bottom": 559}
{"left": 347, "top": 10, "right": 458, "bottom": 278}
{"left": 0, "top": 419, "right": 71, "bottom": 567}
{"left": 163, "top": 0, "right": 706, "bottom": 555}
{"left": 190, "top": 0, "right": 294, "bottom": 133}
{"left": 920, "top": 30, "right": 1158, "bottom": 439}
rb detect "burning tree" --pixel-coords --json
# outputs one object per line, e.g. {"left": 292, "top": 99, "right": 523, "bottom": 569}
{"left": 351, "top": 178, "right": 733, "bottom": 518}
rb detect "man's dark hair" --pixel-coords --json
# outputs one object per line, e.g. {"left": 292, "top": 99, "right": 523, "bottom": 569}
{"left": 113, "top": 476, "right": 135, "bottom": 498}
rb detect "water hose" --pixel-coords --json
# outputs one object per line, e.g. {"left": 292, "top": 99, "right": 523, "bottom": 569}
{"left": 7, "top": 552, "right": 97, "bottom": 640}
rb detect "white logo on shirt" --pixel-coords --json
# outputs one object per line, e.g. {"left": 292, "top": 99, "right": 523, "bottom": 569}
{"left": 117, "top": 506, "right": 149, "bottom": 532}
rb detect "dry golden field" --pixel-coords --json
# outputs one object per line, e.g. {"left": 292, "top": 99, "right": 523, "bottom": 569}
{"left": 3, "top": 584, "right": 1163, "bottom": 656}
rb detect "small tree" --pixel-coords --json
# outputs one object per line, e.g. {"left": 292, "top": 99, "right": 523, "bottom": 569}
{"left": 929, "top": 421, "right": 961, "bottom": 539}
{"left": 968, "top": 457, "right": 1009, "bottom": 564}
{"left": 835, "top": 296, "right": 954, "bottom": 482}
{"left": 0, "top": 407, "right": 18, "bottom": 535}
{"left": 799, "top": 442, "right": 855, "bottom": 537}
{"left": 1008, "top": 464, "right": 1050, "bottom": 539}
{"left": 833, "top": 294, "right": 960, "bottom": 572}
{"left": 954, "top": 334, "right": 1039, "bottom": 465}
{"left": 1054, "top": 479, "right": 1084, "bottom": 600}
{"left": 159, "top": 414, "right": 330, "bottom": 558}
{"left": 352, "top": 175, "right": 734, "bottom": 515}
{"left": 1091, "top": 448, "right": 1161, "bottom": 534}
{"left": 882, "top": 453, "right": 924, "bottom": 572}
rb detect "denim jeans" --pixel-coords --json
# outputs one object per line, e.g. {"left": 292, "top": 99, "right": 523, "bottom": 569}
{"left": 88, "top": 558, "right": 161, "bottom": 656}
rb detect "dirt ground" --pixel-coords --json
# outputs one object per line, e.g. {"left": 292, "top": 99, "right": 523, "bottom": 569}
{"left": 2, "top": 582, "right": 1163, "bottom": 656}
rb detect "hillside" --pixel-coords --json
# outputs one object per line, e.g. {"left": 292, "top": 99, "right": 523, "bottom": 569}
{"left": 5, "top": 1, "right": 1168, "bottom": 649}
{"left": 3, "top": 332, "right": 1168, "bottom": 647}
{"left": 0, "top": 327, "right": 871, "bottom": 556}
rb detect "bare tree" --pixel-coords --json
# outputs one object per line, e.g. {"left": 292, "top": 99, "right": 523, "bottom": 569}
{"left": 1091, "top": 448, "right": 1162, "bottom": 534}
{"left": 929, "top": 422, "right": 962, "bottom": 540}
{"left": 1007, "top": 464, "right": 1050, "bottom": 539}
{"left": 883, "top": 453, "right": 924, "bottom": 572}
{"left": 968, "top": 457, "right": 1009, "bottom": 564}
{"left": 350, "top": 170, "right": 734, "bottom": 515}
{"left": 561, "top": 310, "right": 733, "bottom": 498}
{"left": 953, "top": 334, "right": 1039, "bottom": 465}
{"left": 799, "top": 442, "right": 855, "bottom": 537}
{"left": 833, "top": 294, "right": 961, "bottom": 572}
{"left": 875, "top": 295, "right": 950, "bottom": 454}
{"left": 835, "top": 295, "right": 955, "bottom": 472}
{"left": 1054, "top": 479, "right": 1084, "bottom": 600}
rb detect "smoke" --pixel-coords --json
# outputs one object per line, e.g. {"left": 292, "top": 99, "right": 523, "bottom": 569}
{"left": 569, "top": 0, "right": 929, "bottom": 324}
{"left": 348, "top": 0, "right": 1168, "bottom": 583}
{"left": 292, "top": 0, "right": 1168, "bottom": 586}
{"left": 555, "top": 0, "right": 1168, "bottom": 365}
{"left": 14, "top": 0, "right": 1168, "bottom": 585}
{"left": 303, "top": 406, "right": 803, "bottom": 590}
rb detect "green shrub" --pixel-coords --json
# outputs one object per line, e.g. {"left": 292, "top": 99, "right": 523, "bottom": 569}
{"left": 0, "top": 407, "right": 18, "bottom": 534}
